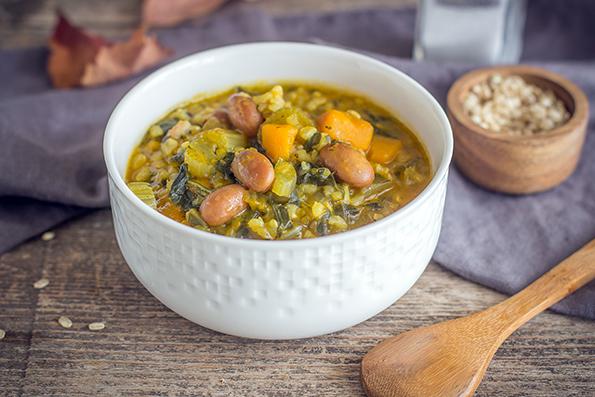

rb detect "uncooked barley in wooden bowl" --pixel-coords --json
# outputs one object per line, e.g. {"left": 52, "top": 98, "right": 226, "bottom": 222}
{"left": 447, "top": 65, "right": 589, "bottom": 194}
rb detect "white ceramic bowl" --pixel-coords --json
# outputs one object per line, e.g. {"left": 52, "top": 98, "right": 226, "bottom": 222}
{"left": 104, "top": 42, "right": 453, "bottom": 339}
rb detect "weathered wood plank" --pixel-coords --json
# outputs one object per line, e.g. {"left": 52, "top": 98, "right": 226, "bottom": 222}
{"left": 0, "top": 0, "right": 415, "bottom": 48}
{"left": 1, "top": 209, "right": 594, "bottom": 396}
{"left": 0, "top": 235, "right": 48, "bottom": 393}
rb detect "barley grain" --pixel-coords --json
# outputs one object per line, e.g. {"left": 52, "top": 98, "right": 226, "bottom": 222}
{"left": 464, "top": 74, "right": 570, "bottom": 135}
{"left": 58, "top": 316, "right": 73, "bottom": 328}
{"left": 33, "top": 278, "right": 49, "bottom": 289}
{"left": 41, "top": 231, "right": 55, "bottom": 241}
{"left": 89, "top": 322, "right": 105, "bottom": 331}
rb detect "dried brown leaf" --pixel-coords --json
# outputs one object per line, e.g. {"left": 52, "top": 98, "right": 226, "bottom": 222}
{"left": 81, "top": 26, "right": 173, "bottom": 87}
{"left": 47, "top": 12, "right": 173, "bottom": 89}
{"left": 47, "top": 12, "right": 108, "bottom": 88}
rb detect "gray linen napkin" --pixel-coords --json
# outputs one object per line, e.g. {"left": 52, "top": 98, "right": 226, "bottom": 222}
{"left": 358, "top": 55, "right": 595, "bottom": 319}
{"left": 1, "top": 1, "right": 594, "bottom": 318}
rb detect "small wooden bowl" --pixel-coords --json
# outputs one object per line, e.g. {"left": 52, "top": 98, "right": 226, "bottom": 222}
{"left": 447, "top": 65, "right": 589, "bottom": 194}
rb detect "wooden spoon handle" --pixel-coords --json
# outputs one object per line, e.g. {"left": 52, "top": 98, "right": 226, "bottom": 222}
{"left": 489, "top": 238, "right": 595, "bottom": 335}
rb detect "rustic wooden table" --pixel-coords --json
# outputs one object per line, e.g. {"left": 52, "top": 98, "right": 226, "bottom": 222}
{"left": 1, "top": 1, "right": 594, "bottom": 396}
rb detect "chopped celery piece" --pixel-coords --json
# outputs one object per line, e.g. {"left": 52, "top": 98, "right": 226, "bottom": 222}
{"left": 299, "top": 126, "right": 318, "bottom": 142}
{"left": 271, "top": 159, "right": 297, "bottom": 198}
{"left": 127, "top": 182, "right": 157, "bottom": 209}
{"left": 184, "top": 140, "right": 218, "bottom": 179}
{"left": 201, "top": 128, "right": 247, "bottom": 152}
{"left": 264, "top": 107, "right": 313, "bottom": 130}
{"left": 184, "top": 128, "right": 247, "bottom": 179}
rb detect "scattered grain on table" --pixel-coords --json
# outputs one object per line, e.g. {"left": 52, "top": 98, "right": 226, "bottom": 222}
{"left": 33, "top": 278, "right": 50, "bottom": 289}
{"left": 89, "top": 322, "right": 105, "bottom": 331}
{"left": 41, "top": 231, "right": 55, "bottom": 241}
{"left": 58, "top": 316, "right": 73, "bottom": 328}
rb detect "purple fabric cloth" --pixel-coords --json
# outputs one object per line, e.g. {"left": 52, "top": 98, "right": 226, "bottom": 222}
{"left": 1, "top": 1, "right": 594, "bottom": 318}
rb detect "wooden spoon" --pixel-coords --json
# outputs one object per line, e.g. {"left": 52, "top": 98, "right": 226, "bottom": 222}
{"left": 360, "top": 238, "right": 595, "bottom": 397}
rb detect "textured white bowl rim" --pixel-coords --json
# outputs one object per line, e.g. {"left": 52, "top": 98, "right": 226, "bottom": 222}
{"left": 104, "top": 41, "right": 453, "bottom": 252}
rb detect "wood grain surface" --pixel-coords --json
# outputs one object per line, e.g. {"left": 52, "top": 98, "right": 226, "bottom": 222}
{"left": 1, "top": 1, "right": 594, "bottom": 396}
{"left": 1, "top": 209, "right": 594, "bottom": 396}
